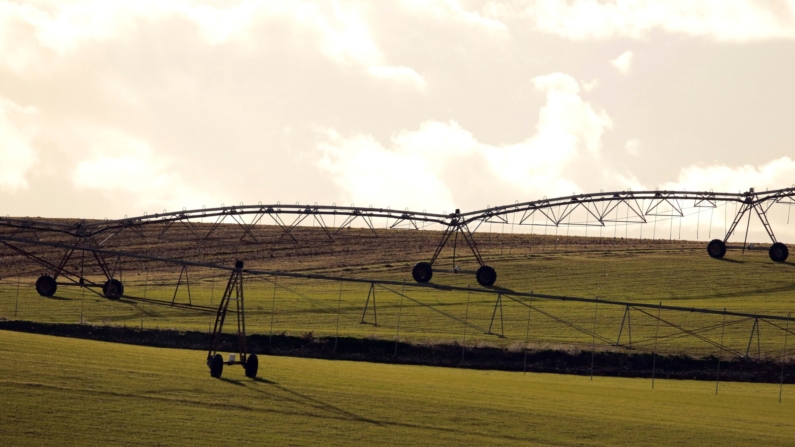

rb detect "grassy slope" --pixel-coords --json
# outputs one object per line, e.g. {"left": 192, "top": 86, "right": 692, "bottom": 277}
{"left": 2, "top": 245, "right": 794, "bottom": 358}
{"left": 2, "top": 330, "right": 794, "bottom": 446}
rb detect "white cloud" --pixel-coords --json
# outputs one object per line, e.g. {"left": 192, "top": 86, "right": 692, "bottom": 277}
{"left": 367, "top": 66, "right": 426, "bottom": 90}
{"left": 484, "top": 0, "right": 795, "bottom": 41}
{"left": 0, "top": 97, "right": 37, "bottom": 192}
{"left": 624, "top": 139, "right": 640, "bottom": 155}
{"left": 317, "top": 72, "right": 614, "bottom": 210}
{"left": 101, "top": 78, "right": 142, "bottom": 107}
{"left": 661, "top": 157, "right": 795, "bottom": 193}
{"left": 580, "top": 79, "right": 599, "bottom": 91}
{"left": 317, "top": 128, "right": 457, "bottom": 211}
{"left": 70, "top": 127, "right": 218, "bottom": 210}
{"left": 613, "top": 172, "right": 645, "bottom": 191}
{"left": 1, "top": 1, "right": 328, "bottom": 56}
{"left": 399, "top": 0, "right": 508, "bottom": 33}
{"left": 310, "top": 2, "right": 383, "bottom": 67}
{"left": 2, "top": 1, "right": 147, "bottom": 58}
{"left": 530, "top": 72, "right": 612, "bottom": 158}
{"left": 611, "top": 50, "right": 633, "bottom": 74}
{"left": 72, "top": 128, "right": 170, "bottom": 193}
{"left": 0, "top": 0, "right": 424, "bottom": 87}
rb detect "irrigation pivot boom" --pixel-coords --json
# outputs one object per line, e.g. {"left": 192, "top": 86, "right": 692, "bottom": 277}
{"left": 4, "top": 235, "right": 795, "bottom": 363}
{"left": 1, "top": 186, "right": 793, "bottom": 289}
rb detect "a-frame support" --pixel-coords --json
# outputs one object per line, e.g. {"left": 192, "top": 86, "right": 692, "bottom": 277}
{"left": 207, "top": 261, "right": 249, "bottom": 367}
{"left": 488, "top": 293, "right": 504, "bottom": 337}
{"left": 616, "top": 305, "right": 632, "bottom": 347}
{"left": 171, "top": 264, "right": 193, "bottom": 306}
{"left": 745, "top": 317, "right": 762, "bottom": 358}
{"left": 360, "top": 282, "right": 378, "bottom": 326}
{"left": 723, "top": 188, "right": 779, "bottom": 245}
{"left": 427, "top": 210, "right": 485, "bottom": 269}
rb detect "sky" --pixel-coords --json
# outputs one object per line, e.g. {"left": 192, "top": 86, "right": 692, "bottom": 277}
{"left": 1, "top": 0, "right": 795, "bottom": 224}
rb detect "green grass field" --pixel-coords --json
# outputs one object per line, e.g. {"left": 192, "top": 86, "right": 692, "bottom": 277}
{"left": 1, "top": 330, "right": 794, "bottom": 446}
{"left": 2, "top": 243, "right": 794, "bottom": 359}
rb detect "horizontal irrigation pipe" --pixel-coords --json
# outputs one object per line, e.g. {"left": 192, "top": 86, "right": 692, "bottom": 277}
{"left": 120, "top": 294, "right": 217, "bottom": 313}
{"left": 2, "top": 187, "right": 794, "bottom": 234}
{"left": 3, "top": 235, "right": 795, "bottom": 323}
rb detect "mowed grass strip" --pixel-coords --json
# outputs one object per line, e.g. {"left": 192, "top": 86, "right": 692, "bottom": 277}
{"left": 1, "top": 330, "right": 795, "bottom": 446}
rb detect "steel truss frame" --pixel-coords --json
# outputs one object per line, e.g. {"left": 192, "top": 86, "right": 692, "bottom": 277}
{"left": 206, "top": 260, "right": 256, "bottom": 379}
{"left": 0, "top": 236, "right": 117, "bottom": 295}
{"left": 3, "top": 188, "right": 792, "bottom": 240}
{"left": 3, "top": 236, "right": 795, "bottom": 364}
{"left": 2, "top": 187, "right": 794, "bottom": 286}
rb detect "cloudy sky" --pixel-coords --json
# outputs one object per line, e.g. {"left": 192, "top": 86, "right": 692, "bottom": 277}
{"left": 2, "top": 0, "right": 795, "bottom": 221}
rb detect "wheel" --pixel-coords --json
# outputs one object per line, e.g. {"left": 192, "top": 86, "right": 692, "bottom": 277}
{"left": 769, "top": 242, "right": 789, "bottom": 263}
{"left": 102, "top": 279, "right": 124, "bottom": 299}
{"left": 209, "top": 353, "right": 224, "bottom": 378}
{"left": 245, "top": 354, "right": 259, "bottom": 378}
{"left": 412, "top": 262, "right": 433, "bottom": 283}
{"left": 475, "top": 265, "right": 497, "bottom": 287}
{"left": 707, "top": 239, "right": 726, "bottom": 259}
{"left": 35, "top": 275, "right": 57, "bottom": 297}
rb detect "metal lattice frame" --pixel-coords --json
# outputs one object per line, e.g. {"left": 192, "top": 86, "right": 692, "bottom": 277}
{"left": 2, "top": 187, "right": 794, "bottom": 287}
{"left": 3, "top": 236, "right": 795, "bottom": 362}
{"left": 207, "top": 261, "right": 248, "bottom": 367}
{"left": 2, "top": 187, "right": 792, "bottom": 239}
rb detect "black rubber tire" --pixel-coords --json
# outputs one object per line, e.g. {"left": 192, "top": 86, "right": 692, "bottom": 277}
{"left": 769, "top": 242, "right": 789, "bottom": 263}
{"left": 475, "top": 265, "right": 497, "bottom": 287}
{"left": 707, "top": 239, "right": 726, "bottom": 259}
{"left": 102, "top": 279, "right": 124, "bottom": 299}
{"left": 412, "top": 262, "right": 433, "bottom": 283}
{"left": 245, "top": 354, "right": 259, "bottom": 379}
{"left": 209, "top": 353, "right": 224, "bottom": 378}
{"left": 35, "top": 275, "right": 57, "bottom": 297}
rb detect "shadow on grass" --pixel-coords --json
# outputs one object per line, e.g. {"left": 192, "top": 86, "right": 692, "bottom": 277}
{"left": 46, "top": 295, "right": 73, "bottom": 301}
{"left": 483, "top": 285, "right": 517, "bottom": 294}
{"left": 219, "top": 376, "right": 276, "bottom": 386}
{"left": 117, "top": 300, "right": 163, "bottom": 317}
{"left": 716, "top": 257, "right": 744, "bottom": 264}
{"left": 245, "top": 379, "right": 383, "bottom": 425}
{"left": 240, "top": 374, "right": 540, "bottom": 442}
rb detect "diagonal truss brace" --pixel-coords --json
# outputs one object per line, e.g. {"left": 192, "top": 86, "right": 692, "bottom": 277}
{"left": 723, "top": 189, "right": 777, "bottom": 244}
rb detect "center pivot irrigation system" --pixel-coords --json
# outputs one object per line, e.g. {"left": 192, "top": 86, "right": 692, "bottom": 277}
{"left": 2, "top": 187, "right": 793, "bottom": 296}
{"left": 4, "top": 236, "right": 795, "bottom": 380}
